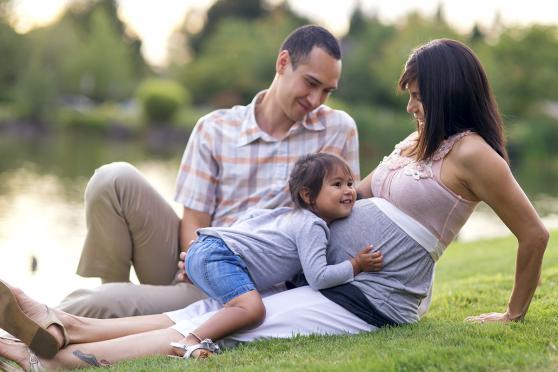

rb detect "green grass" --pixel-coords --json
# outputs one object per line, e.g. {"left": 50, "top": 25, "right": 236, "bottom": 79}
{"left": 8, "top": 232, "right": 558, "bottom": 371}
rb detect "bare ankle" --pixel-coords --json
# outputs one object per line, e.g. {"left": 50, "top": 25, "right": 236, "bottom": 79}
{"left": 185, "top": 334, "right": 201, "bottom": 345}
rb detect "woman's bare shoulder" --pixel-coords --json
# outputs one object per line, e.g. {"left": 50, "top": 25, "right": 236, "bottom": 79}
{"left": 450, "top": 132, "right": 502, "bottom": 167}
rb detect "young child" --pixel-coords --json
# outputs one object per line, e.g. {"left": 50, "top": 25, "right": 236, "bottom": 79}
{"left": 172, "top": 153, "right": 379, "bottom": 358}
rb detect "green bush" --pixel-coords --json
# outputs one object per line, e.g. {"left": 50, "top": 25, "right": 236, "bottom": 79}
{"left": 58, "top": 107, "right": 108, "bottom": 132}
{"left": 136, "top": 79, "right": 190, "bottom": 126}
{"left": 0, "top": 103, "right": 16, "bottom": 123}
{"left": 175, "top": 105, "right": 213, "bottom": 131}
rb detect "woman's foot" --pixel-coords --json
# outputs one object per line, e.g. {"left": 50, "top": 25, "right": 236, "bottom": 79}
{"left": 0, "top": 338, "right": 51, "bottom": 372}
{"left": 170, "top": 334, "right": 219, "bottom": 359}
{"left": 10, "top": 285, "right": 67, "bottom": 347}
{"left": 0, "top": 280, "right": 68, "bottom": 358}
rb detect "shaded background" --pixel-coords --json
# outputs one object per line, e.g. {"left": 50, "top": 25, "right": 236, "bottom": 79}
{"left": 0, "top": 0, "right": 557, "bottom": 305}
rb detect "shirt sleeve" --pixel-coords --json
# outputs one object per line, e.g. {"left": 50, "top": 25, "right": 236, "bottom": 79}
{"left": 296, "top": 218, "right": 354, "bottom": 290}
{"left": 174, "top": 116, "right": 219, "bottom": 215}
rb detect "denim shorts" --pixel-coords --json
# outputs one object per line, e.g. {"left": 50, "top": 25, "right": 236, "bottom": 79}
{"left": 185, "top": 235, "right": 256, "bottom": 304}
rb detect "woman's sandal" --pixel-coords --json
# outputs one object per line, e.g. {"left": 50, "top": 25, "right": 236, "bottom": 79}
{"left": 170, "top": 339, "right": 221, "bottom": 359}
{"left": 0, "top": 280, "right": 68, "bottom": 359}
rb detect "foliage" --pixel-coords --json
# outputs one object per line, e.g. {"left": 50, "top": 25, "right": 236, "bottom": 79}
{"left": 63, "top": 6, "right": 139, "bottom": 101}
{"left": 188, "top": 0, "right": 271, "bottom": 54}
{"left": 61, "top": 0, "right": 146, "bottom": 75}
{"left": 57, "top": 106, "right": 109, "bottom": 132}
{"left": 179, "top": 13, "right": 306, "bottom": 106}
{"left": 491, "top": 26, "right": 558, "bottom": 117}
{"left": 72, "top": 230, "right": 558, "bottom": 371}
{"left": 14, "top": 0, "right": 146, "bottom": 113}
{"left": 338, "top": 12, "right": 397, "bottom": 107}
{"left": 0, "top": 19, "right": 24, "bottom": 102}
{"left": 14, "top": 55, "right": 58, "bottom": 122}
{"left": 136, "top": 79, "right": 189, "bottom": 125}
{"left": 174, "top": 105, "right": 213, "bottom": 131}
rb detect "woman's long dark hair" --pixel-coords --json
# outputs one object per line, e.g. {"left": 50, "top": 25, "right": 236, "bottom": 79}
{"left": 398, "top": 39, "right": 509, "bottom": 163}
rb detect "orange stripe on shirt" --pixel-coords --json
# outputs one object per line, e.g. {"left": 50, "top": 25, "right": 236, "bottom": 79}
{"left": 180, "top": 164, "right": 219, "bottom": 185}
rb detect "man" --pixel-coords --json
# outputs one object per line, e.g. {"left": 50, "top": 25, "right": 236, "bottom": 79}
{"left": 58, "top": 25, "right": 363, "bottom": 318}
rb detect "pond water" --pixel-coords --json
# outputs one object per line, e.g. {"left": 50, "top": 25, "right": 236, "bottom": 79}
{"left": 1, "top": 131, "right": 557, "bottom": 306}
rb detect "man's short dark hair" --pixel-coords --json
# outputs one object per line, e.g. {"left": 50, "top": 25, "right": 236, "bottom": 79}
{"left": 280, "top": 25, "right": 341, "bottom": 69}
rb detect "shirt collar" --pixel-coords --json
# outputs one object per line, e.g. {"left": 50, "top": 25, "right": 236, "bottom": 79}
{"left": 237, "top": 90, "right": 327, "bottom": 147}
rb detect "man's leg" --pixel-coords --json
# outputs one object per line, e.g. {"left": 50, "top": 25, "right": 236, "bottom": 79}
{"left": 59, "top": 162, "right": 206, "bottom": 317}
{"left": 77, "top": 162, "right": 179, "bottom": 284}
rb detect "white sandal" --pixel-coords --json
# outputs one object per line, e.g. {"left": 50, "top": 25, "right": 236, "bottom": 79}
{"left": 170, "top": 339, "right": 221, "bottom": 359}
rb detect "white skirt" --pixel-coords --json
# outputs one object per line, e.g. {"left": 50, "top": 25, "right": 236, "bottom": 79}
{"left": 165, "top": 285, "right": 376, "bottom": 348}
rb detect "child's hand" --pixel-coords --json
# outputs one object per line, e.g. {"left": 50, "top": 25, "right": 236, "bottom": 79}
{"left": 351, "top": 244, "right": 383, "bottom": 274}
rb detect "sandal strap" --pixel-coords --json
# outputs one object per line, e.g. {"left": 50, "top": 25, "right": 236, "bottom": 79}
{"left": 28, "top": 349, "right": 44, "bottom": 372}
{"left": 0, "top": 349, "right": 45, "bottom": 372}
{"left": 170, "top": 339, "right": 221, "bottom": 359}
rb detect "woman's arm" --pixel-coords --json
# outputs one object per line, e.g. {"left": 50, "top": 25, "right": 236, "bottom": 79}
{"left": 356, "top": 172, "right": 374, "bottom": 199}
{"left": 452, "top": 136, "right": 549, "bottom": 322}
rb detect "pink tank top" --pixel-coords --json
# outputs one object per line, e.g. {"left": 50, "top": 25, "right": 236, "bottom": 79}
{"left": 371, "top": 131, "right": 478, "bottom": 246}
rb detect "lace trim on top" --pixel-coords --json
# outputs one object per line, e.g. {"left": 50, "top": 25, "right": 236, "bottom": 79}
{"left": 379, "top": 131, "right": 473, "bottom": 181}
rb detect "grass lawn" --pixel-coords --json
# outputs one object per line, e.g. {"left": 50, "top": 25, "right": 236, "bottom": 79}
{"left": 7, "top": 231, "right": 558, "bottom": 371}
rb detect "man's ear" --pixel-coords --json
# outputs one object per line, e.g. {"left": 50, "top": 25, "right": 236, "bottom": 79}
{"left": 299, "top": 187, "right": 312, "bottom": 206}
{"left": 276, "top": 50, "right": 291, "bottom": 74}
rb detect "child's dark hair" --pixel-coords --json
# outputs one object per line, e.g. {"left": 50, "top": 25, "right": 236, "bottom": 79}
{"left": 289, "top": 153, "right": 353, "bottom": 209}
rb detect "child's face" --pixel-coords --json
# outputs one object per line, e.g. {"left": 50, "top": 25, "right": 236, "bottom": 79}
{"left": 312, "top": 166, "right": 356, "bottom": 224}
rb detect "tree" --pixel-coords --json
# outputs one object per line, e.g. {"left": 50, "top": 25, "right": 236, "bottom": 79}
{"left": 188, "top": 0, "right": 270, "bottom": 55}
{"left": 0, "top": 0, "right": 24, "bottom": 102}
{"left": 62, "top": 0, "right": 146, "bottom": 75}
{"left": 178, "top": 6, "right": 308, "bottom": 106}
{"left": 338, "top": 11, "right": 396, "bottom": 106}
{"left": 68, "top": 6, "right": 137, "bottom": 101}
{"left": 0, "top": 20, "right": 23, "bottom": 101}
{"left": 15, "top": 50, "right": 58, "bottom": 122}
{"left": 491, "top": 25, "right": 558, "bottom": 117}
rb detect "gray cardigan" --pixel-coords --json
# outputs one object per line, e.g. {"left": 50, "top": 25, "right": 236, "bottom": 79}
{"left": 197, "top": 207, "right": 354, "bottom": 291}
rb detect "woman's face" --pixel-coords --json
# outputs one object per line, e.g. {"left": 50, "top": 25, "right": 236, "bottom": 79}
{"left": 406, "top": 80, "right": 425, "bottom": 131}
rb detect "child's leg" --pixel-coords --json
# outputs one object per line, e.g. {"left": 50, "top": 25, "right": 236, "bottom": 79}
{"left": 177, "top": 290, "right": 265, "bottom": 358}
{"left": 180, "top": 236, "right": 263, "bottom": 357}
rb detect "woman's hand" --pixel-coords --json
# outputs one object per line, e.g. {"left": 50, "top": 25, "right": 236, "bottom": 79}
{"left": 465, "top": 311, "right": 517, "bottom": 324}
{"left": 351, "top": 244, "right": 383, "bottom": 275}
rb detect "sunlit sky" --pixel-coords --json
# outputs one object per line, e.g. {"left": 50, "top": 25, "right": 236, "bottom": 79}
{"left": 9, "top": 0, "right": 558, "bottom": 66}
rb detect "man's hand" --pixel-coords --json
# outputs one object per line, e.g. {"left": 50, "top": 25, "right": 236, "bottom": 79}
{"left": 351, "top": 244, "right": 383, "bottom": 275}
{"left": 176, "top": 250, "right": 192, "bottom": 284}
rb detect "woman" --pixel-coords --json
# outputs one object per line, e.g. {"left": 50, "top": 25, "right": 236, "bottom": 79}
{"left": 0, "top": 39, "right": 548, "bottom": 370}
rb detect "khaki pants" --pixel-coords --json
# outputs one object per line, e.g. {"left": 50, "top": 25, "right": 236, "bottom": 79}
{"left": 57, "top": 162, "right": 206, "bottom": 318}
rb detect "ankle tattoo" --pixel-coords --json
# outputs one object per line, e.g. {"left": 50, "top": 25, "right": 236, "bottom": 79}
{"left": 73, "top": 350, "right": 111, "bottom": 367}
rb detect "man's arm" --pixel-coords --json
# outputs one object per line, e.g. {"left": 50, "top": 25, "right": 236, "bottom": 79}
{"left": 179, "top": 207, "right": 212, "bottom": 252}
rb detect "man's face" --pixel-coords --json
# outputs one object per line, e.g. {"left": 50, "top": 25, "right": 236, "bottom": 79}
{"left": 276, "top": 47, "right": 341, "bottom": 123}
